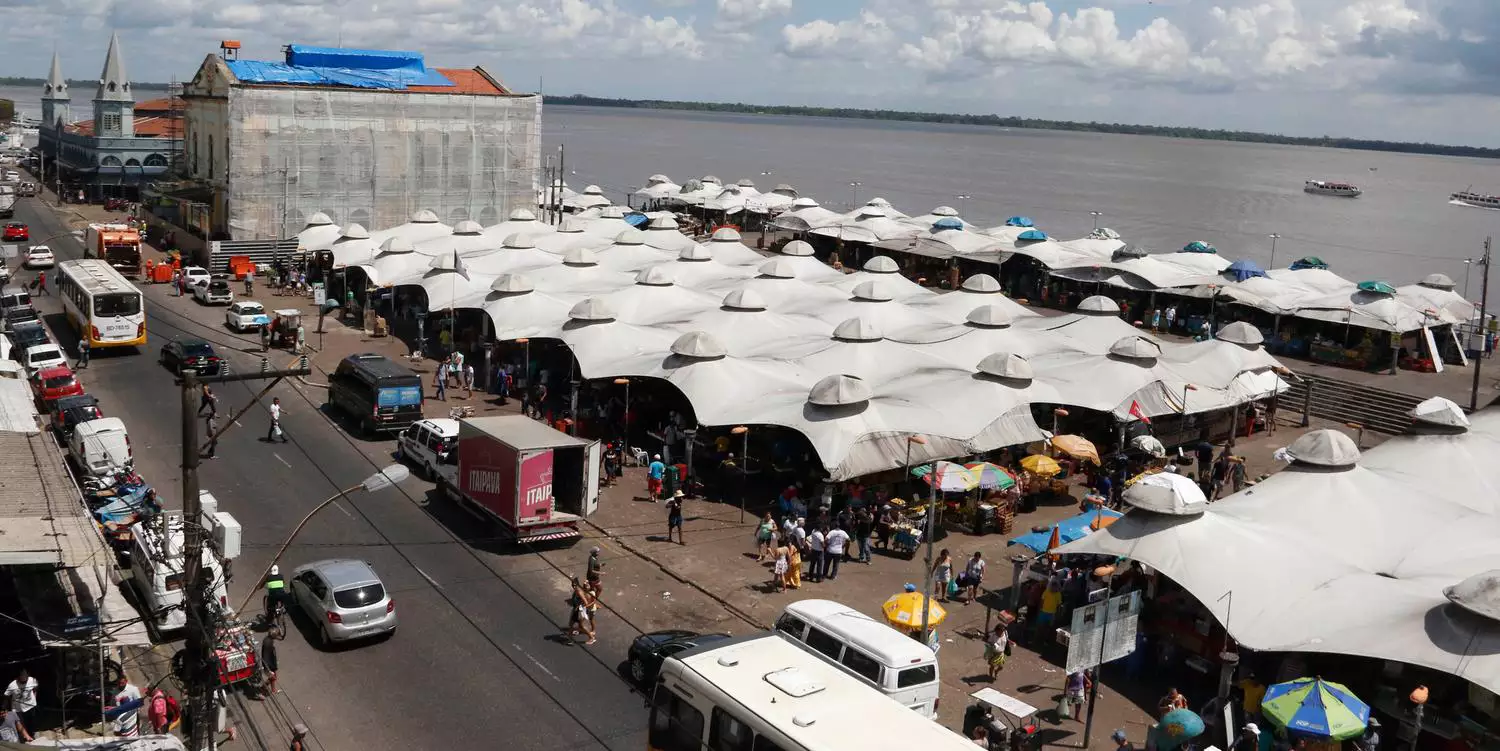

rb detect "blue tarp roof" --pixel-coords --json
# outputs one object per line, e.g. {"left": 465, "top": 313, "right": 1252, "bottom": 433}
{"left": 1226, "top": 259, "right": 1267, "bottom": 282}
{"left": 226, "top": 45, "right": 454, "bottom": 90}
{"left": 1009, "top": 507, "right": 1123, "bottom": 554}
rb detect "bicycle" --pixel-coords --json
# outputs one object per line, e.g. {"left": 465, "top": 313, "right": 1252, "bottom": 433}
{"left": 263, "top": 592, "right": 287, "bottom": 633}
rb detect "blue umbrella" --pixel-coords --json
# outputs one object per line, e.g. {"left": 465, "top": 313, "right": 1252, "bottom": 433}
{"left": 1153, "top": 708, "right": 1206, "bottom": 750}
{"left": 931, "top": 217, "right": 965, "bottom": 231}
{"left": 1005, "top": 216, "right": 1035, "bottom": 227}
{"left": 1017, "top": 229, "right": 1048, "bottom": 242}
{"left": 1261, "top": 677, "right": 1370, "bottom": 740}
{"left": 1227, "top": 259, "right": 1267, "bottom": 281}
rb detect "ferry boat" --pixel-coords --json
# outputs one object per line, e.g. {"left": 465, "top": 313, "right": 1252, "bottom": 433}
{"left": 1449, "top": 190, "right": 1500, "bottom": 210}
{"left": 1304, "top": 180, "right": 1362, "bottom": 197}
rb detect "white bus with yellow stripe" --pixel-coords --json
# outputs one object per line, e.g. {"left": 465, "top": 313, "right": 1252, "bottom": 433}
{"left": 57, "top": 259, "right": 146, "bottom": 348}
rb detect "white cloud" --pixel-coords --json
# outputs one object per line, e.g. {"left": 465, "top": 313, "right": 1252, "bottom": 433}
{"left": 716, "top": 0, "right": 792, "bottom": 29}
{"left": 779, "top": 10, "right": 896, "bottom": 57}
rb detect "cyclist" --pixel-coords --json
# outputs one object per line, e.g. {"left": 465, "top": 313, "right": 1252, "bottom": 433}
{"left": 263, "top": 565, "right": 289, "bottom": 622}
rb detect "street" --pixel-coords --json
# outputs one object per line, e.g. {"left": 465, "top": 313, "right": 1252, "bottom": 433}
{"left": 9, "top": 196, "right": 657, "bottom": 751}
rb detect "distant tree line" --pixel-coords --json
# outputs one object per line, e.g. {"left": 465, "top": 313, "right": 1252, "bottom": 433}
{"left": 548, "top": 93, "right": 1500, "bottom": 160}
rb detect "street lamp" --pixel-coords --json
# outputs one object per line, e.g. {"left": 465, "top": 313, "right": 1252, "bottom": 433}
{"left": 1409, "top": 685, "right": 1429, "bottom": 751}
{"left": 236, "top": 464, "right": 410, "bottom": 614}
{"left": 956, "top": 194, "right": 972, "bottom": 221}
{"left": 1081, "top": 564, "right": 1117, "bottom": 748}
{"left": 1464, "top": 258, "right": 1474, "bottom": 300}
{"left": 1181, "top": 383, "right": 1199, "bottom": 413}
{"left": 1052, "top": 407, "right": 1069, "bottom": 436}
{"left": 1268, "top": 233, "right": 1282, "bottom": 268}
{"left": 849, "top": 181, "right": 863, "bottom": 208}
{"left": 1090, "top": 211, "right": 1103, "bottom": 231}
{"left": 731, "top": 425, "right": 750, "bottom": 522}
{"left": 614, "top": 377, "right": 631, "bottom": 441}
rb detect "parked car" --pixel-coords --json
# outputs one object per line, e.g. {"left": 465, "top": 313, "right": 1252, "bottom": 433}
{"left": 395, "top": 418, "right": 459, "bottom": 479}
{"left": 626, "top": 630, "right": 732, "bottom": 685}
{"left": 2, "top": 223, "right": 28, "bottom": 242}
{"left": 8, "top": 322, "right": 50, "bottom": 352}
{"left": 21, "top": 343, "right": 68, "bottom": 374}
{"left": 50, "top": 393, "right": 103, "bottom": 437}
{"left": 24, "top": 245, "right": 55, "bottom": 269}
{"left": 17, "top": 182, "right": 37, "bottom": 198}
{"left": 33, "top": 364, "right": 83, "bottom": 407}
{"left": 225, "top": 301, "right": 269, "bottom": 332}
{"left": 3, "top": 305, "right": 40, "bottom": 334}
{"left": 192, "top": 278, "right": 233, "bottom": 305}
{"left": 288, "top": 559, "right": 397, "bottom": 646}
{"left": 103, "top": 197, "right": 130, "bottom": 212}
{"left": 181, "top": 266, "right": 211, "bottom": 289}
{"left": 0, "top": 285, "right": 32, "bottom": 315}
{"left": 159, "top": 338, "right": 224, "bottom": 376}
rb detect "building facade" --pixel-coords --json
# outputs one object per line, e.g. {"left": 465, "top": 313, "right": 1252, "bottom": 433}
{"left": 180, "top": 43, "right": 542, "bottom": 240}
{"left": 35, "top": 33, "right": 183, "bottom": 201}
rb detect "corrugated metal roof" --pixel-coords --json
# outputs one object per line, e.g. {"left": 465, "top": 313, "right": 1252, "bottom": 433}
{"left": 0, "top": 374, "right": 41, "bottom": 434}
{"left": 460, "top": 415, "right": 591, "bottom": 451}
{"left": 0, "top": 432, "right": 112, "bottom": 568}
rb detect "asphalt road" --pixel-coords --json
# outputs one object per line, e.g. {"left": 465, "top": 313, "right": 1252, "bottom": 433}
{"left": 10, "top": 197, "right": 651, "bottom": 751}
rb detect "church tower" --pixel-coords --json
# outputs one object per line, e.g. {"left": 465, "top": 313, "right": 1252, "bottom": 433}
{"left": 92, "top": 32, "right": 134, "bottom": 138}
{"left": 41, "top": 51, "right": 70, "bottom": 130}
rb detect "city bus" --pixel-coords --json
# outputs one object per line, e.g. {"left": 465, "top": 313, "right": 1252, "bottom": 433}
{"left": 649, "top": 632, "right": 975, "bottom": 751}
{"left": 56, "top": 259, "right": 146, "bottom": 349}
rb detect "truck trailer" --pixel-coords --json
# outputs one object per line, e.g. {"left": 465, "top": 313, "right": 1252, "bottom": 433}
{"left": 437, "top": 416, "right": 600, "bottom": 544}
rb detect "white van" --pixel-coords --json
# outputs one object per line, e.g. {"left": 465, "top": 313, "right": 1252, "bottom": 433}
{"left": 129, "top": 512, "right": 229, "bottom": 634}
{"left": 774, "top": 599, "right": 942, "bottom": 717}
{"left": 69, "top": 417, "right": 132, "bottom": 477}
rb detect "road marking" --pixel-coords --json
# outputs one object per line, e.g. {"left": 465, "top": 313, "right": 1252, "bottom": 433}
{"left": 414, "top": 565, "right": 441, "bottom": 589}
{"left": 331, "top": 501, "right": 354, "bottom": 519}
{"left": 513, "top": 643, "right": 560, "bottom": 681}
{"left": 273, "top": 452, "right": 293, "bottom": 468}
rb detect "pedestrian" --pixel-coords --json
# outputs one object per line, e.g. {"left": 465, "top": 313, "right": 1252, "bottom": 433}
{"left": 586, "top": 546, "right": 605, "bottom": 588}
{"left": 496, "top": 365, "right": 511, "bottom": 404}
{"left": 756, "top": 513, "right": 776, "bottom": 561}
{"left": 449, "top": 350, "right": 465, "bottom": 386}
{"left": 291, "top": 722, "right": 310, "bottom": 751}
{"left": 1064, "top": 670, "right": 1090, "bottom": 720}
{"left": 4, "top": 669, "right": 38, "bottom": 734}
{"left": 147, "top": 688, "right": 170, "bottom": 734}
{"left": 204, "top": 412, "right": 219, "bottom": 458}
{"left": 932, "top": 549, "right": 953, "bottom": 602}
{"left": 435, "top": 361, "right": 448, "bottom": 401}
{"left": 36, "top": 270, "right": 48, "bottom": 295}
{"left": 985, "top": 622, "right": 1010, "bottom": 679}
{"left": 261, "top": 626, "right": 280, "bottom": 697}
{"left": 666, "top": 490, "right": 684, "bottom": 544}
{"left": 1165, "top": 303, "right": 1178, "bottom": 332}
{"left": 198, "top": 384, "right": 218, "bottom": 417}
{"left": 1233, "top": 724, "right": 1261, "bottom": 751}
{"left": 172, "top": 270, "right": 182, "bottom": 296}
{"left": 261, "top": 323, "right": 271, "bottom": 352}
{"left": 963, "top": 551, "right": 987, "bottom": 603}
{"left": 266, "top": 396, "right": 287, "bottom": 443}
{"left": 799, "top": 525, "right": 821, "bottom": 581}
{"left": 111, "top": 677, "right": 142, "bottom": 737}
{"left": 0, "top": 707, "right": 30, "bottom": 744}
{"left": 1355, "top": 718, "right": 1381, "bottom": 751}
{"left": 824, "top": 525, "right": 849, "bottom": 580}
{"left": 647, "top": 454, "right": 666, "bottom": 501}
{"left": 855, "top": 509, "right": 874, "bottom": 563}
{"left": 772, "top": 542, "right": 789, "bottom": 592}
{"left": 77, "top": 335, "right": 90, "bottom": 368}
{"left": 568, "top": 577, "right": 596, "bottom": 645}
{"left": 464, "top": 362, "right": 475, "bottom": 398}
{"left": 784, "top": 535, "right": 803, "bottom": 589}
{"left": 1113, "top": 730, "right": 1135, "bottom": 751}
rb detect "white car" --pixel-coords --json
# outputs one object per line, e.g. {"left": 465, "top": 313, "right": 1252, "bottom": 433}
{"left": 182, "top": 266, "right": 211, "bottom": 289}
{"left": 24, "top": 246, "right": 55, "bottom": 269}
{"left": 22, "top": 343, "right": 67, "bottom": 374}
{"left": 396, "top": 418, "right": 459, "bottom": 479}
{"left": 225, "top": 301, "right": 270, "bottom": 332}
{"left": 192, "top": 278, "right": 234, "bottom": 305}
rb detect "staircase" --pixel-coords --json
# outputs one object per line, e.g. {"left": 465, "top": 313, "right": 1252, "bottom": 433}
{"left": 1281, "top": 372, "right": 1423, "bottom": 435}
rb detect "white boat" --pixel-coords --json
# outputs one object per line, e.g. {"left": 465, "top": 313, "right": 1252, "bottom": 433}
{"left": 1449, "top": 190, "right": 1500, "bottom": 211}
{"left": 1304, "top": 180, "right": 1362, "bottom": 197}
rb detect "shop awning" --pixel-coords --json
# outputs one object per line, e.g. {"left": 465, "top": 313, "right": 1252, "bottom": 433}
{"left": 13, "top": 564, "right": 152, "bottom": 648}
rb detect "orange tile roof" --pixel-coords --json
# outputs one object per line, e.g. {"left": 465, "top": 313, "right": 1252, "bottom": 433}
{"left": 67, "top": 116, "right": 182, "bottom": 139}
{"left": 408, "top": 68, "right": 509, "bottom": 96}
{"left": 135, "top": 96, "right": 184, "bottom": 114}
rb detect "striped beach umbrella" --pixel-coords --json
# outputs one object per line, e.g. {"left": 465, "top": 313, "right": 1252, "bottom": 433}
{"left": 1260, "top": 677, "right": 1370, "bottom": 740}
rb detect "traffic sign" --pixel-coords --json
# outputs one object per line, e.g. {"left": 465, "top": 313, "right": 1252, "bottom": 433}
{"left": 1064, "top": 590, "right": 1142, "bottom": 673}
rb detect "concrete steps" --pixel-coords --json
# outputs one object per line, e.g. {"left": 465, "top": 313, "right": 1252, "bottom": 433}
{"left": 1282, "top": 371, "right": 1425, "bottom": 435}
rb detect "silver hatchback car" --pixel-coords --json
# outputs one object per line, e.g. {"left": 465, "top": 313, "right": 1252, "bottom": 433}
{"left": 289, "top": 559, "right": 397, "bottom": 646}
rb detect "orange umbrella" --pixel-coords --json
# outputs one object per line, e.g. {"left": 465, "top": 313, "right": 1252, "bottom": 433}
{"left": 1046, "top": 525, "right": 1062, "bottom": 552}
{"left": 1051, "top": 434, "right": 1101, "bottom": 464}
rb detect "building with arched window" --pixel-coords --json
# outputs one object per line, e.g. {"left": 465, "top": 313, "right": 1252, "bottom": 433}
{"left": 35, "top": 33, "right": 183, "bottom": 202}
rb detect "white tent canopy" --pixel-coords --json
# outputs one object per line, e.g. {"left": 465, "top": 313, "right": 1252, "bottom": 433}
{"left": 771, "top": 197, "right": 844, "bottom": 232}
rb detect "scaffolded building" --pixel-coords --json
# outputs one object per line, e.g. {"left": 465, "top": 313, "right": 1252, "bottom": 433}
{"left": 181, "top": 43, "right": 541, "bottom": 240}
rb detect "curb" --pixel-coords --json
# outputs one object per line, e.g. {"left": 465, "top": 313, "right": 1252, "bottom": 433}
{"left": 583, "top": 518, "right": 770, "bottom": 632}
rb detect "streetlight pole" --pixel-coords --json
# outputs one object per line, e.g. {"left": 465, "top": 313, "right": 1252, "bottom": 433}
{"left": 614, "top": 377, "right": 631, "bottom": 442}
{"left": 1268, "top": 233, "right": 1282, "bottom": 269}
{"left": 732, "top": 425, "right": 749, "bottom": 522}
{"left": 1090, "top": 211, "right": 1103, "bottom": 231}
{"left": 1464, "top": 258, "right": 1475, "bottom": 300}
{"left": 849, "top": 181, "right": 862, "bottom": 209}
{"left": 1081, "top": 564, "right": 1117, "bottom": 749}
{"left": 956, "top": 194, "right": 972, "bottom": 222}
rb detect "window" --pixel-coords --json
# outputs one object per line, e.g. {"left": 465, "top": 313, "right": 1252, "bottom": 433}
{"left": 208, "top": 135, "right": 215, "bottom": 180}
{"left": 709, "top": 708, "right": 754, "bottom": 751}
{"left": 648, "top": 689, "right": 704, "bottom": 751}
{"left": 124, "top": 158, "right": 140, "bottom": 167}
{"left": 774, "top": 614, "right": 806, "bottom": 639}
{"left": 896, "top": 665, "right": 937, "bottom": 689}
{"left": 144, "top": 153, "right": 167, "bottom": 167}
{"left": 333, "top": 583, "right": 386, "bottom": 609}
{"left": 804, "top": 627, "right": 843, "bottom": 660}
{"left": 100, "top": 156, "right": 122, "bottom": 167}
{"left": 752, "top": 737, "right": 788, "bottom": 751}
{"left": 95, "top": 293, "right": 140, "bottom": 317}
{"left": 101, "top": 113, "right": 121, "bottom": 133}
{"left": 840, "top": 647, "right": 882, "bottom": 684}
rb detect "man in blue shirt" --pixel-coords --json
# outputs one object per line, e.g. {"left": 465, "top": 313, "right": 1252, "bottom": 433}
{"left": 647, "top": 455, "right": 666, "bottom": 502}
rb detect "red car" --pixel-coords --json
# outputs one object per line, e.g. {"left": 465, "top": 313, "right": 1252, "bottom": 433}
{"left": 1, "top": 223, "right": 28, "bottom": 242}
{"left": 34, "top": 365, "right": 84, "bottom": 407}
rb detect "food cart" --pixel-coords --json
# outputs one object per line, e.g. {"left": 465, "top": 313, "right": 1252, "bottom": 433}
{"left": 967, "top": 687, "right": 1041, "bottom": 751}
{"left": 269, "top": 309, "right": 302, "bottom": 349}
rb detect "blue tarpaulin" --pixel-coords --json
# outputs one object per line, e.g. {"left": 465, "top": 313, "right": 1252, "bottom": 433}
{"left": 1009, "top": 507, "right": 1123, "bottom": 553}
{"left": 1017, "top": 229, "right": 1049, "bottom": 241}
{"left": 1227, "top": 259, "right": 1267, "bottom": 281}
{"left": 225, "top": 45, "right": 454, "bottom": 90}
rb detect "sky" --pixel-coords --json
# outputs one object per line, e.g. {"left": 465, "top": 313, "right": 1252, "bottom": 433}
{"left": 6, "top": 0, "right": 1500, "bottom": 146}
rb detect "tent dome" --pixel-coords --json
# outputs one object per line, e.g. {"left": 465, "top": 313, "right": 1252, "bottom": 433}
{"left": 378, "top": 237, "right": 414, "bottom": 255}
{"left": 1109, "top": 335, "right": 1161, "bottom": 361}
{"left": 966, "top": 305, "right": 1014, "bottom": 328}
{"left": 599, "top": 206, "right": 626, "bottom": 219}
{"left": 711, "top": 227, "right": 742, "bottom": 243}
{"left": 648, "top": 216, "right": 680, "bottom": 231}
{"left": 1215, "top": 321, "right": 1264, "bottom": 346}
{"left": 961, "top": 274, "right": 1002, "bottom": 294}
{"left": 508, "top": 208, "right": 537, "bottom": 221}
{"left": 867, "top": 197, "right": 893, "bottom": 208}
{"left": 863, "top": 256, "right": 900, "bottom": 273}
{"left": 635, "top": 266, "right": 674, "bottom": 286}
{"left": 582, "top": 185, "right": 605, "bottom": 196}
{"left": 1410, "top": 396, "right": 1470, "bottom": 429}
{"left": 428, "top": 253, "right": 460, "bottom": 271}
{"left": 808, "top": 374, "right": 873, "bottom": 407}
{"left": 679, "top": 245, "right": 712, "bottom": 262}
{"left": 702, "top": 175, "right": 721, "bottom": 184}
{"left": 852, "top": 280, "right": 893, "bottom": 302}
{"left": 670, "top": 331, "right": 728, "bottom": 359}
{"left": 1078, "top": 295, "right": 1121, "bottom": 314}
{"left": 339, "top": 223, "right": 370, "bottom": 240}
{"left": 758, "top": 258, "right": 798, "bottom": 279}
{"left": 932, "top": 217, "right": 964, "bottom": 231}
{"left": 411, "top": 209, "right": 440, "bottom": 223}
{"left": 774, "top": 183, "right": 795, "bottom": 193}
{"left": 791, "top": 197, "right": 820, "bottom": 209}
{"left": 453, "top": 220, "right": 484, "bottom": 235}
{"left": 1420, "top": 273, "right": 1457, "bottom": 290}
{"left": 929, "top": 206, "right": 960, "bottom": 217}
{"left": 781, "top": 240, "right": 815, "bottom": 257}
{"left": 564, "top": 248, "right": 599, "bottom": 266}
{"left": 1286, "top": 429, "right": 1361, "bottom": 468}
{"left": 735, "top": 178, "right": 756, "bottom": 188}
{"left": 833, "top": 317, "right": 882, "bottom": 342}
{"left": 1122, "top": 472, "right": 1208, "bottom": 516}
{"left": 649, "top": 174, "right": 672, "bottom": 183}
{"left": 723, "top": 289, "right": 767, "bottom": 311}
{"left": 977, "top": 352, "right": 1032, "bottom": 380}
{"left": 856, "top": 206, "right": 889, "bottom": 218}
{"left": 491, "top": 273, "right": 535, "bottom": 294}
{"left": 1444, "top": 570, "right": 1500, "bottom": 622}
{"left": 306, "top": 212, "right": 334, "bottom": 227}
{"left": 558, "top": 219, "right": 585, "bottom": 233}
{"left": 614, "top": 228, "right": 647, "bottom": 246}
{"left": 503, "top": 233, "right": 536, "bottom": 250}
{"left": 568, "top": 298, "right": 615, "bottom": 322}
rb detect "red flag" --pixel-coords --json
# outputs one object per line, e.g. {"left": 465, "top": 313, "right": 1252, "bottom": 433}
{"left": 1128, "top": 400, "right": 1151, "bottom": 424}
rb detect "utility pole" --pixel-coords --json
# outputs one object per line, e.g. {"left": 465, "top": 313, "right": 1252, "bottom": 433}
{"left": 278, "top": 156, "right": 290, "bottom": 266}
{"left": 557, "top": 144, "right": 566, "bottom": 226}
{"left": 181, "top": 361, "right": 311, "bottom": 751}
{"left": 1471, "top": 237, "right": 1492, "bottom": 412}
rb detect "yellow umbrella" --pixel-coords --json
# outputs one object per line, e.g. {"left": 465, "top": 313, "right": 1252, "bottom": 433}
{"left": 1051, "top": 434, "right": 1101, "bottom": 464}
{"left": 882, "top": 591, "right": 947, "bottom": 628}
{"left": 1021, "top": 454, "right": 1063, "bottom": 477}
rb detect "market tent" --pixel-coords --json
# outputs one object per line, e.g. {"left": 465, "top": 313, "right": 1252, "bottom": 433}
{"left": 531, "top": 219, "right": 613, "bottom": 257}
{"left": 796, "top": 281, "right": 951, "bottom": 331}
{"left": 461, "top": 234, "right": 564, "bottom": 278}
{"left": 819, "top": 256, "right": 937, "bottom": 302}
{"left": 595, "top": 268, "right": 724, "bottom": 326}
{"left": 671, "top": 289, "right": 832, "bottom": 353}
{"left": 695, "top": 259, "right": 851, "bottom": 310}
{"left": 563, "top": 185, "right": 612, "bottom": 211}
{"left": 1058, "top": 412, "right": 1500, "bottom": 697}
{"left": 634, "top": 174, "right": 683, "bottom": 201}
{"left": 704, "top": 228, "right": 775, "bottom": 266}
{"left": 378, "top": 209, "right": 454, "bottom": 246}
{"left": 482, "top": 276, "right": 579, "bottom": 340}
{"left": 746, "top": 184, "right": 799, "bottom": 214}
{"left": 411, "top": 220, "right": 503, "bottom": 259}
{"left": 769, "top": 240, "right": 846, "bottom": 281}
{"left": 673, "top": 176, "right": 725, "bottom": 207}
{"left": 893, "top": 225, "right": 1004, "bottom": 261}
{"left": 650, "top": 245, "right": 760, "bottom": 288}
{"left": 326, "top": 223, "right": 379, "bottom": 270}
{"left": 1398, "top": 275, "right": 1476, "bottom": 324}
{"left": 295, "top": 211, "right": 344, "bottom": 251}
{"left": 770, "top": 197, "right": 845, "bottom": 232}
{"left": 594, "top": 230, "right": 681, "bottom": 272}
{"left": 577, "top": 206, "right": 638, "bottom": 239}
{"left": 641, "top": 216, "right": 701, "bottom": 253}
{"left": 900, "top": 206, "right": 975, "bottom": 232}
{"left": 1291, "top": 287, "right": 1444, "bottom": 333}
{"left": 702, "top": 181, "right": 763, "bottom": 214}
{"left": 810, "top": 206, "right": 922, "bottom": 245}
{"left": 905, "top": 274, "right": 1036, "bottom": 324}
{"left": 481, "top": 208, "right": 556, "bottom": 243}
